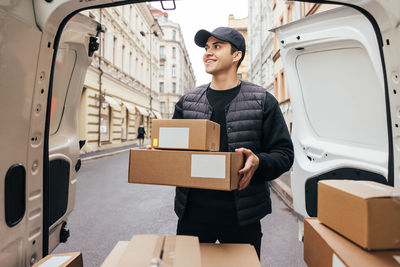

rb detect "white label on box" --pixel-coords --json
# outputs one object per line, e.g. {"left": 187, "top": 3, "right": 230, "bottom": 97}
{"left": 159, "top": 127, "right": 189, "bottom": 148}
{"left": 332, "top": 254, "right": 346, "bottom": 267}
{"left": 393, "top": 255, "right": 400, "bottom": 263}
{"left": 191, "top": 154, "right": 226, "bottom": 179}
{"left": 38, "top": 256, "right": 72, "bottom": 267}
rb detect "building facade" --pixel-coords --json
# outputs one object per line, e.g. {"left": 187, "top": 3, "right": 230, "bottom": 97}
{"left": 151, "top": 7, "right": 196, "bottom": 119}
{"left": 248, "top": 0, "right": 275, "bottom": 95}
{"left": 79, "top": 3, "right": 163, "bottom": 153}
{"left": 228, "top": 15, "right": 249, "bottom": 82}
{"left": 248, "top": 0, "right": 337, "bottom": 133}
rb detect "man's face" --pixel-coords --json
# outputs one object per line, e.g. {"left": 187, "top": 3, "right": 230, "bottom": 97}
{"left": 203, "top": 36, "right": 238, "bottom": 75}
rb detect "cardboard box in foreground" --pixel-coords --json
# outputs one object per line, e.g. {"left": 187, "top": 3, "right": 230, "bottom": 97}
{"left": 102, "top": 239, "right": 261, "bottom": 267}
{"left": 151, "top": 119, "right": 220, "bottom": 151}
{"left": 304, "top": 218, "right": 400, "bottom": 267}
{"left": 318, "top": 180, "right": 400, "bottom": 250}
{"left": 200, "top": 243, "right": 261, "bottom": 267}
{"left": 101, "top": 235, "right": 201, "bottom": 267}
{"left": 129, "top": 149, "right": 243, "bottom": 190}
{"left": 33, "top": 252, "right": 82, "bottom": 267}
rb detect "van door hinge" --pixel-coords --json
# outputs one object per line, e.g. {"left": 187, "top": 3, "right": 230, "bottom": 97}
{"left": 88, "top": 37, "right": 99, "bottom": 57}
{"left": 160, "top": 0, "right": 176, "bottom": 10}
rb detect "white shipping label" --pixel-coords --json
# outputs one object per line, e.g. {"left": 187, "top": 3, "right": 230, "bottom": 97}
{"left": 191, "top": 155, "right": 226, "bottom": 179}
{"left": 38, "top": 256, "right": 72, "bottom": 267}
{"left": 332, "top": 254, "right": 346, "bottom": 267}
{"left": 393, "top": 255, "right": 400, "bottom": 263}
{"left": 159, "top": 127, "right": 189, "bottom": 148}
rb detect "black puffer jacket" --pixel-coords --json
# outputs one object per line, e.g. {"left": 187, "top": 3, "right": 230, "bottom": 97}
{"left": 173, "top": 81, "right": 294, "bottom": 226}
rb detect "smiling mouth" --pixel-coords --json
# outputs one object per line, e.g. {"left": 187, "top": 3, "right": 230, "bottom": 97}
{"left": 205, "top": 59, "right": 215, "bottom": 64}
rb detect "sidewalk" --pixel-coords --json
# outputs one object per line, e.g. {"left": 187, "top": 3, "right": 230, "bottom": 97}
{"left": 80, "top": 144, "right": 294, "bottom": 209}
{"left": 270, "top": 171, "right": 293, "bottom": 210}
{"left": 80, "top": 143, "right": 148, "bottom": 162}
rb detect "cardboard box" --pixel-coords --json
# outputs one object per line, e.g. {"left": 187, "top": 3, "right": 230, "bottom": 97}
{"left": 200, "top": 243, "right": 261, "bottom": 267}
{"left": 101, "top": 242, "right": 129, "bottom": 267}
{"left": 129, "top": 149, "right": 243, "bottom": 191}
{"left": 33, "top": 252, "right": 82, "bottom": 267}
{"left": 304, "top": 218, "right": 400, "bottom": 267}
{"left": 318, "top": 180, "right": 400, "bottom": 250}
{"left": 151, "top": 119, "right": 220, "bottom": 151}
{"left": 101, "top": 235, "right": 201, "bottom": 267}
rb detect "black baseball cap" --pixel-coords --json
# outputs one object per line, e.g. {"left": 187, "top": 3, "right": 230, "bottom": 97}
{"left": 194, "top": 27, "right": 246, "bottom": 62}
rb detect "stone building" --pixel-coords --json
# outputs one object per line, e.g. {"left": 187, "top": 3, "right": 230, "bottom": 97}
{"left": 228, "top": 15, "right": 249, "bottom": 82}
{"left": 79, "top": 3, "right": 163, "bottom": 153}
{"left": 151, "top": 7, "right": 196, "bottom": 119}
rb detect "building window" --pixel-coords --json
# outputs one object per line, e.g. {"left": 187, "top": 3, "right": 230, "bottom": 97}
{"left": 160, "top": 102, "right": 166, "bottom": 113}
{"left": 160, "top": 64, "right": 164, "bottom": 76}
{"left": 172, "top": 82, "right": 176, "bottom": 93}
{"left": 160, "top": 46, "right": 165, "bottom": 59}
{"left": 129, "top": 51, "right": 133, "bottom": 75}
{"left": 170, "top": 102, "right": 176, "bottom": 115}
{"left": 280, "top": 71, "right": 286, "bottom": 102}
{"left": 100, "top": 99, "right": 111, "bottom": 143}
{"left": 121, "top": 45, "right": 125, "bottom": 71}
{"left": 172, "top": 65, "right": 176, "bottom": 77}
{"left": 113, "top": 36, "right": 117, "bottom": 65}
{"left": 238, "top": 73, "right": 242, "bottom": 80}
{"left": 172, "top": 47, "right": 176, "bottom": 59}
{"left": 172, "top": 30, "right": 176, "bottom": 40}
{"left": 274, "top": 75, "right": 278, "bottom": 100}
{"left": 287, "top": 3, "right": 293, "bottom": 23}
{"left": 121, "top": 106, "right": 128, "bottom": 141}
{"left": 159, "top": 82, "right": 164, "bottom": 93}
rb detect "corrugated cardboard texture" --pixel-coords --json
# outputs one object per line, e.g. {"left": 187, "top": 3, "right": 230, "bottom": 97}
{"left": 129, "top": 149, "right": 243, "bottom": 191}
{"left": 101, "top": 242, "right": 129, "bottom": 267}
{"left": 102, "top": 236, "right": 201, "bottom": 267}
{"left": 151, "top": 119, "right": 220, "bottom": 151}
{"left": 33, "top": 252, "right": 83, "bottom": 267}
{"left": 200, "top": 243, "right": 261, "bottom": 267}
{"left": 304, "top": 218, "right": 400, "bottom": 267}
{"left": 117, "top": 235, "right": 163, "bottom": 266}
{"left": 318, "top": 180, "right": 400, "bottom": 250}
{"left": 164, "top": 236, "right": 202, "bottom": 267}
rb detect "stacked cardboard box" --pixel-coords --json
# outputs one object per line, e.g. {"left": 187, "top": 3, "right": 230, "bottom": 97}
{"left": 101, "top": 235, "right": 261, "bottom": 267}
{"left": 129, "top": 119, "right": 244, "bottom": 190}
{"left": 33, "top": 252, "right": 82, "bottom": 267}
{"left": 304, "top": 180, "right": 400, "bottom": 267}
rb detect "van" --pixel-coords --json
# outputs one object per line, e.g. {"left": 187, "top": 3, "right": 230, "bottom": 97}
{"left": 272, "top": 0, "right": 400, "bottom": 239}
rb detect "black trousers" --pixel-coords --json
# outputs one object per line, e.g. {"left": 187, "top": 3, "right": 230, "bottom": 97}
{"left": 177, "top": 219, "right": 262, "bottom": 259}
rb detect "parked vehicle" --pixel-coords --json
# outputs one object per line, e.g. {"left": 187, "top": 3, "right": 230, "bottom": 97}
{"left": 1, "top": 0, "right": 399, "bottom": 266}
{"left": 273, "top": 0, "right": 400, "bottom": 239}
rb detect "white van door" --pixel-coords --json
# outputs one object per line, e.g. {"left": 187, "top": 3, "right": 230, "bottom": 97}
{"left": 274, "top": 0, "right": 400, "bottom": 219}
{"left": 0, "top": 1, "right": 159, "bottom": 266}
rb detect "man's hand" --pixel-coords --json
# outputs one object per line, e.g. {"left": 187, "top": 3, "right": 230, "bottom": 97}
{"left": 235, "top": 148, "right": 259, "bottom": 191}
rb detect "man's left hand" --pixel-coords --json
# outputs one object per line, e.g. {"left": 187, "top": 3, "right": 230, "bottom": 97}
{"left": 235, "top": 148, "right": 259, "bottom": 191}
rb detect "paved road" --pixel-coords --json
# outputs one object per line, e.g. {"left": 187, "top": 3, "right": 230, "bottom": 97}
{"left": 54, "top": 151, "right": 306, "bottom": 267}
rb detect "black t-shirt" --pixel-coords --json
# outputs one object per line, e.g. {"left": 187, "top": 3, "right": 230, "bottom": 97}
{"left": 184, "top": 83, "right": 241, "bottom": 225}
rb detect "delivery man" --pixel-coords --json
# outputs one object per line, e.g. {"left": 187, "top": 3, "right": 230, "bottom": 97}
{"left": 172, "top": 27, "right": 294, "bottom": 258}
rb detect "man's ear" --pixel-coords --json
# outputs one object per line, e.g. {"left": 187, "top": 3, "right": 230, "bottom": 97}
{"left": 233, "top": 51, "right": 242, "bottom": 63}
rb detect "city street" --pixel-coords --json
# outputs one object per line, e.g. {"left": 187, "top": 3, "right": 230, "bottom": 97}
{"left": 54, "top": 151, "right": 306, "bottom": 267}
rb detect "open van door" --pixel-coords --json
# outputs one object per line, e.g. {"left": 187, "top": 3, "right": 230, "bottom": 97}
{"left": 273, "top": 0, "right": 400, "bottom": 225}
{"left": 0, "top": 1, "right": 159, "bottom": 266}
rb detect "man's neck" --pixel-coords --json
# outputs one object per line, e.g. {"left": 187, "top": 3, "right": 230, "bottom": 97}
{"left": 210, "top": 72, "right": 240, "bottom": 91}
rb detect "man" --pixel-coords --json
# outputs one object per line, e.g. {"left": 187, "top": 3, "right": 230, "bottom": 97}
{"left": 173, "top": 27, "right": 294, "bottom": 258}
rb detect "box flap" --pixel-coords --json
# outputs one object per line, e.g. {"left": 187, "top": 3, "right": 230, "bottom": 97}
{"left": 200, "top": 243, "right": 260, "bottom": 267}
{"left": 320, "top": 180, "right": 400, "bottom": 199}
{"left": 117, "top": 235, "right": 164, "bottom": 266}
{"left": 101, "top": 241, "right": 129, "bottom": 267}
{"left": 34, "top": 252, "right": 82, "bottom": 267}
{"left": 163, "top": 236, "right": 201, "bottom": 267}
